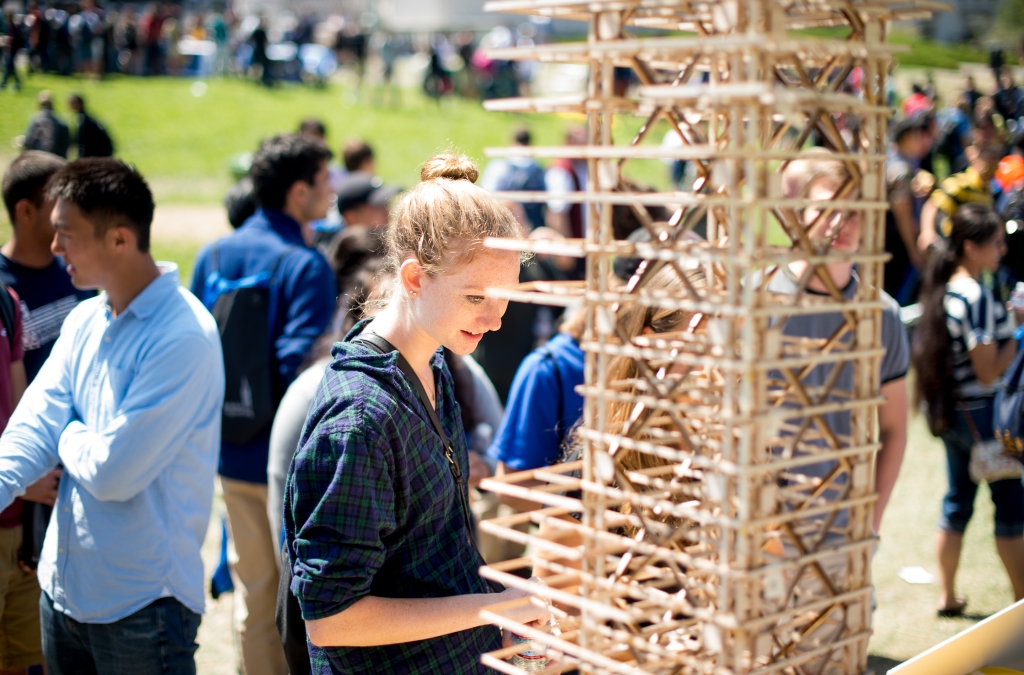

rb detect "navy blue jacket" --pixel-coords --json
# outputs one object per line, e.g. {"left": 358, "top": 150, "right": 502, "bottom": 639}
{"left": 191, "top": 208, "right": 336, "bottom": 483}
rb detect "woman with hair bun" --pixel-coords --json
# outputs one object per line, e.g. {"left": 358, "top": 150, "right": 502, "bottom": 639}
{"left": 284, "top": 153, "right": 547, "bottom": 673}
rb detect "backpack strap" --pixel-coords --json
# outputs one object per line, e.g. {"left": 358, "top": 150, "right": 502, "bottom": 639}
{"left": 353, "top": 331, "right": 502, "bottom": 592}
{"left": 265, "top": 246, "right": 298, "bottom": 336}
{"left": 0, "top": 280, "right": 16, "bottom": 351}
{"left": 540, "top": 344, "right": 565, "bottom": 451}
{"left": 211, "top": 242, "right": 220, "bottom": 275}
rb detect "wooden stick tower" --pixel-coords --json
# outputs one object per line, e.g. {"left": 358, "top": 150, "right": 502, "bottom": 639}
{"left": 477, "top": 1, "right": 937, "bottom": 673}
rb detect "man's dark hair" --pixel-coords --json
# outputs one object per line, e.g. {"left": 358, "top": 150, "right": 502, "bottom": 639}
{"left": 224, "top": 176, "right": 257, "bottom": 229}
{"left": 46, "top": 158, "right": 155, "bottom": 252}
{"left": 513, "top": 127, "right": 531, "bottom": 146}
{"left": 298, "top": 118, "right": 326, "bottom": 139}
{"left": 2, "top": 150, "right": 67, "bottom": 222}
{"left": 342, "top": 139, "right": 373, "bottom": 172}
{"left": 249, "top": 134, "right": 333, "bottom": 211}
{"left": 68, "top": 93, "right": 84, "bottom": 110}
{"left": 891, "top": 116, "right": 927, "bottom": 144}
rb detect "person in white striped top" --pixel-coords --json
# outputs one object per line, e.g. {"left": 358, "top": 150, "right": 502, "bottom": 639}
{"left": 914, "top": 202, "right": 1024, "bottom": 618}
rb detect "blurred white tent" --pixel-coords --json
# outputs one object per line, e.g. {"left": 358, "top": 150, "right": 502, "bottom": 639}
{"left": 377, "top": 0, "right": 507, "bottom": 31}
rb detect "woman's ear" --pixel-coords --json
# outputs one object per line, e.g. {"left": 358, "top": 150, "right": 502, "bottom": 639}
{"left": 962, "top": 239, "right": 979, "bottom": 261}
{"left": 641, "top": 325, "right": 655, "bottom": 336}
{"left": 399, "top": 257, "right": 424, "bottom": 298}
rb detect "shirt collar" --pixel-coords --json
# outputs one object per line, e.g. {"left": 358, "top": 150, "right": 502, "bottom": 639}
{"left": 117, "top": 263, "right": 181, "bottom": 320}
{"left": 247, "top": 208, "right": 306, "bottom": 246}
{"left": 345, "top": 318, "right": 446, "bottom": 372}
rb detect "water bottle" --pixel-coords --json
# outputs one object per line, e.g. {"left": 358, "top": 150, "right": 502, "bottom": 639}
{"left": 1012, "top": 282, "right": 1024, "bottom": 313}
{"left": 507, "top": 578, "right": 560, "bottom": 672}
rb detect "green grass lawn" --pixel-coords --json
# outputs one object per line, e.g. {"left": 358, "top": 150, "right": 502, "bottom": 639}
{"left": 0, "top": 73, "right": 674, "bottom": 207}
{"left": 871, "top": 413, "right": 1016, "bottom": 667}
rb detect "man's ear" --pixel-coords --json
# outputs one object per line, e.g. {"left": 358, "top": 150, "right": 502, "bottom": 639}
{"left": 13, "top": 198, "right": 37, "bottom": 228}
{"left": 108, "top": 224, "right": 135, "bottom": 253}
{"left": 285, "top": 180, "right": 310, "bottom": 212}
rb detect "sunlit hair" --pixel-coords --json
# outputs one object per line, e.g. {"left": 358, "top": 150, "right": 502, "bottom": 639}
{"left": 781, "top": 147, "right": 835, "bottom": 199}
{"left": 796, "top": 158, "right": 851, "bottom": 200}
{"left": 566, "top": 265, "right": 707, "bottom": 535}
{"left": 384, "top": 152, "right": 526, "bottom": 278}
{"left": 603, "top": 265, "right": 707, "bottom": 476}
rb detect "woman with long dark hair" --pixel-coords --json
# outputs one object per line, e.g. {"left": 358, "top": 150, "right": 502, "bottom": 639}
{"left": 913, "top": 202, "right": 1023, "bottom": 616}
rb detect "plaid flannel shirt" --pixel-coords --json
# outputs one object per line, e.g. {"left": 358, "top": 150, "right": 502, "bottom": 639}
{"left": 285, "top": 321, "right": 500, "bottom": 674}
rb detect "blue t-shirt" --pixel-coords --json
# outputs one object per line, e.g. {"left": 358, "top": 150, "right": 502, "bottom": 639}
{"left": 487, "top": 332, "right": 584, "bottom": 471}
{"left": 0, "top": 254, "right": 93, "bottom": 382}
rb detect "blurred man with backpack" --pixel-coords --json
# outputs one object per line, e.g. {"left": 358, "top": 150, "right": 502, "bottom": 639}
{"left": 480, "top": 127, "right": 546, "bottom": 230}
{"left": 190, "top": 134, "right": 336, "bottom": 675}
{"left": 67, "top": 94, "right": 114, "bottom": 158}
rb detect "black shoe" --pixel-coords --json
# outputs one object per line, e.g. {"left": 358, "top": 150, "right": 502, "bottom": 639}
{"left": 937, "top": 597, "right": 967, "bottom": 618}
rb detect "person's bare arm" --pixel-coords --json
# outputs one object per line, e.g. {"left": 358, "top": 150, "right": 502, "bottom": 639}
{"left": 918, "top": 200, "right": 940, "bottom": 253}
{"left": 874, "top": 378, "right": 908, "bottom": 533}
{"left": 10, "top": 360, "right": 25, "bottom": 408}
{"left": 305, "top": 588, "right": 547, "bottom": 648}
{"left": 890, "top": 198, "right": 925, "bottom": 270}
{"left": 968, "top": 339, "right": 1018, "bottom": 385}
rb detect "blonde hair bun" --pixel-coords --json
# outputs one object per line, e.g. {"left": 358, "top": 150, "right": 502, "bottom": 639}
{"left": 420, "top": 153, "right": 479, "bottom": 184}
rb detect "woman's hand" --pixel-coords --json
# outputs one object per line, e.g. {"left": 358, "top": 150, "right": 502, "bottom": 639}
{"left": 488, "top": 586, "right": 551, "bottom": 627}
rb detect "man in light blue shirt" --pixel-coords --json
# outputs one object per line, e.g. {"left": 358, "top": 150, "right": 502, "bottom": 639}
{"left": 0, "top": 158, "right": 224, "bottom": 675}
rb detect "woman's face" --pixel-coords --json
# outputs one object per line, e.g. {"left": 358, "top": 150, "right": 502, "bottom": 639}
{"left": 412, "top": 249, "right": 522, "bottom": 356}
{"left": 968, "top": 230, "right": 1007, "bottom": 273}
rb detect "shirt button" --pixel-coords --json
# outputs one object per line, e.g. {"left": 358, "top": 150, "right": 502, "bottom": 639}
{"left": 104, "top": 336, "right": 111, "bottom": 343}
{"left": 64, "top": 506, "right": 69, "bottom": 512}
{"left": 58, "top": 547, "right": 64, "bottom": 553}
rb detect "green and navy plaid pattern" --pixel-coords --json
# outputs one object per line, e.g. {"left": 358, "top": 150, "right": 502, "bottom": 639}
{"left": 285, "top": 323, "right": 500, "bottom": 674}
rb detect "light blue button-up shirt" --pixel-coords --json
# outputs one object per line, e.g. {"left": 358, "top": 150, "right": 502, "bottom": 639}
{"left": 0, "top": 264, "right": 224, "bottom": 623}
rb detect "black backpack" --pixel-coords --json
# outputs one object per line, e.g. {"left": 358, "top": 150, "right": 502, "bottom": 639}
{"left": 201, "top": 245, "right": 293, "bottom": 445}
{"left": 81, "top": 116, "right": 114, "bottom": 158}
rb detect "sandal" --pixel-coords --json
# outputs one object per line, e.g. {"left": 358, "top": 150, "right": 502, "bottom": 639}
{"left": 937, "top": 597, "right": 968, "bottom": 618}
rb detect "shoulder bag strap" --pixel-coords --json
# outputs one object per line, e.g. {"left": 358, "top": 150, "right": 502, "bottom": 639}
{"left": 354, "top": 332, "right": 501, "bottom": 591}
{"left": 958, "top": 400, "right": 983, "bottom": 444}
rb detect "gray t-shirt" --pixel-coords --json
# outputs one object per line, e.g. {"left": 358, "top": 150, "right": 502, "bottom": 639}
{"left": 762, "top": 266, "right": 909, "bottom": 530}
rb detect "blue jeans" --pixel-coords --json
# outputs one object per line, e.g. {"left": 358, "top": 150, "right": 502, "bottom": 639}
{"left": 938, "top": 397, "right": 1024, "bottom": 538}
{"left": 40, "top": 592, "right": 200, "bottom": 675}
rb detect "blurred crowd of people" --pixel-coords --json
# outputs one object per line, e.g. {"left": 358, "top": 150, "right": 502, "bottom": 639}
{"left": 0, "top": 1, "right": 543, "bottom": 98}
{"left": 881, "top": 70, "right": 1024, "bottom": 307}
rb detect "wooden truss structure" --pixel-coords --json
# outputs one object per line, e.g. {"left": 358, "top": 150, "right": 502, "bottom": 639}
{"left": 478, "top": 0, "right": 937, "bottom": 673}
